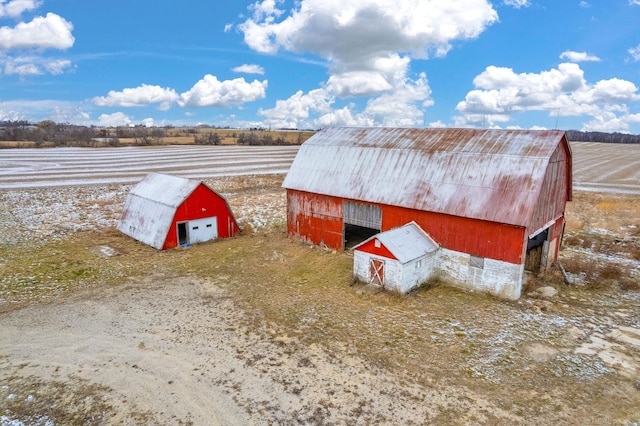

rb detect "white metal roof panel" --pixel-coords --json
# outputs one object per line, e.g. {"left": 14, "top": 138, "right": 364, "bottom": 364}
{"left": 282, "top": 127, "right": 568, "bottom": 227}
{"left": 355, "top": 222, "right": 439, "bottom": 264}
{"left": 117, "top": 173, "right": 200, "bottom": 249}
{"left": 129, "top": 172, "right": 200, "bottom": 208}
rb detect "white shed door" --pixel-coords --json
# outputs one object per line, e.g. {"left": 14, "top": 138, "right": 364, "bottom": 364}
{"left": 188, "top": 217, "right": 218, "bottom": 243}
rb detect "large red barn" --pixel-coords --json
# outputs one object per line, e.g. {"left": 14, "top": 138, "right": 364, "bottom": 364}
{"left": 118, "top": 172, "right": 239, "bottom": 250}
{"left": 282, "top": 127, "right": 572, "bottom": 299}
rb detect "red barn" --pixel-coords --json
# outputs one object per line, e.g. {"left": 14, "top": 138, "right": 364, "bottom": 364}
{"left": 118, "top": 172, "right": 239, "bottom": 250}
{"left": 282, "top": 127, "right": 572, "bottom": 299}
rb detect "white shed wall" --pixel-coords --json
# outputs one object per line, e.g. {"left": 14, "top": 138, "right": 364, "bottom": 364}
{"left": 353, "top": 251, "right": 437, "bottom": 293}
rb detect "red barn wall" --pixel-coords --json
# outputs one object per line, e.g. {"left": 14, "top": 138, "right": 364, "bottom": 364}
{"left": 382, "top": 206, "right": 525, "bottom": 264}
{"left": 163, "top": 184, "right": 239, "bottom": 250}
{"left": 286, "top": 190, "right": 344, "bottom": 248}
{"left": 287, "top": 190, "right": 526, "bottom": 264}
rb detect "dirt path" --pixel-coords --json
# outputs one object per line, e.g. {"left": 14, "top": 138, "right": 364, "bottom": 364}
{"left": 2, "top": 270, "right": 524, "bottom": 425}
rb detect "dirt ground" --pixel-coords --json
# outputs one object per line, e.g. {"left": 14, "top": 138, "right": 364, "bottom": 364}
{"left": 1, "top": 174, "right": 640, "bottom": 425}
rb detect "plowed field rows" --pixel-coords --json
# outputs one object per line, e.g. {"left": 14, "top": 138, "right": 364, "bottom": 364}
{"left": 1, "top": 142, "right": 639, "bottom": 193}
{"left": 0, "top": 145, "right": 299, "bottom": 189}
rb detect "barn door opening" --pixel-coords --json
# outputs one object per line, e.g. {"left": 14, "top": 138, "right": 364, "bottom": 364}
{"left": 177, "top": 222, "right": 188, "bottom": 246}
{"left": 525, "top": 228, "right": 549, "bottom": 272}
{"left": 343, "top": 202, "right": 381, "bottom": 250}
{"left": 369, "top": 259, "right": 384, "bottom": 286}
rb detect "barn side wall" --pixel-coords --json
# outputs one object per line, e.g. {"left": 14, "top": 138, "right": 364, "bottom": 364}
{"left": 383, "top": 205, "right": 526, "bottom": 264}
{"left": 286, "top": 190, "right": 343, "bottom": 248}
{"left": 287, "top": 190, "right": 526, "bottom": 264}
{"left": 163, "top": 184, "right": 239, "bottom": 250}
{"left": 437, "top": 248, "right": 524, "bottom": 300}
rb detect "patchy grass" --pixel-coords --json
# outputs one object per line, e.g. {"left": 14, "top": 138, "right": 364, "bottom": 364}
{"left": 3, "top": 224, "right": 639, "bottom": 423}
{"left": 1, "top": 181, "right": 640, "bottom": 424}
{"left": 0, "top": 368, "right": 114, "bottom": 425}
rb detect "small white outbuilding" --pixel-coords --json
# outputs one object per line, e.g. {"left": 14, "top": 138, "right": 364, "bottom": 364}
{"left": 352, "top": 222, "right": 439, "bottom": 294}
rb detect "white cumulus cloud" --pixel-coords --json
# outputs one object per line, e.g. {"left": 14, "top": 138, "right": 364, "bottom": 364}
{"left": 258, "top": 88, "right": 334, "bottom": 129}
{"left": 455, "top": 63, "right": 640, "bottom": 131}
{"left": 2, "top": 55, "right": 72, "bottom": 76}
{"left": 0, "top": 13, "right": 74, "bottom": 50}
{"left": 362, "top": 72, "right": 433, "bottom": 126}
{"left": 93, "top": 84, "right": 179, "bottom": 110}
{"left": 239, "top": 1, "right": 490, "bottom": 127}
{"left": 238, "top": 0, "right": 496, "bottom": 104}
{"left": 178, "top": 75, "right": 268, "bottom": 108}
{"left": 560, "top": 50, "right": 601, "bottom": 62}
{"left": 239, "top": 0, "right": 497, "bottom": 62}
{"left": 0, "top": 0, "right": 41, "bottom": 18}
{"left": 97, "top": 112, "right": 132, "bottom": 127}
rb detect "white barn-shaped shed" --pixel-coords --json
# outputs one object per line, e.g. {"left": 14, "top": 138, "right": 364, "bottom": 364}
{"left": 353, "top": 222, "right": 439, "bottom": 293}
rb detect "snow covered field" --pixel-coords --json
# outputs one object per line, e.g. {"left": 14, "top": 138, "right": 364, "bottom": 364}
{"left": 0, "top": 145, "right": 299, "bottom": 190}
{"left": 570, "top": 142, "right": 640, "bottom": 194}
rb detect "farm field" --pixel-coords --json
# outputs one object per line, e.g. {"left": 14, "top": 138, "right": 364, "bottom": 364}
{"left": 1, "top": 141, "right": 640, "bottom": 194}
{"left": 0, "top": 142, "right": 639, "bottom": 425}
{"left": 571, "top": 142, "right": 640, "bottom": 194}
{"left": 0, "top": 145, "right": 299, "bottom": 190}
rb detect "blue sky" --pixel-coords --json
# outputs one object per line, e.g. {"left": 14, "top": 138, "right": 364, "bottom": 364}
{"left": 1, "top": 0, "right": 640, "bottom": 133}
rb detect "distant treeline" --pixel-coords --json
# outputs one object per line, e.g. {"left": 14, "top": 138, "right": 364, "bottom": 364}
{"left": 0, "top": 120, "right": 162, "bottom": 146}
{"left": 0, "top": 120, "right": 308, "bottom": 147}
{"left": 566, "top": 130, "right": 640, "bottom": 144}
{"left": 2, "top": 120, "right": 639, "bottom": 146}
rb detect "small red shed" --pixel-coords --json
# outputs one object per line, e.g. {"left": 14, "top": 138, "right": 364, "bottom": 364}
{"left": 282, "top": 127, "right": 572, "bottom": 299}
{"left": 118, "top": 172, "right": 239, "bottom": 250}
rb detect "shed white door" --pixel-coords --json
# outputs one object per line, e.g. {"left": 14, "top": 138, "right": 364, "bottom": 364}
{"left": 188, "top": 217, "right": 217, "bottom": 243}
{"left": 370, "top": 259, "right": 384, "bottom": 286}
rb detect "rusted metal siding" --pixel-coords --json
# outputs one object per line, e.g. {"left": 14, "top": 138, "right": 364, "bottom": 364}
{"left": 282, "top": 127, "right": 570, "bottom": 229}
{"left": 528, "top": 136, "right": 571, "bottom": 236}
{"left": 286, "top": 190, "right": 343, "bottom": 248}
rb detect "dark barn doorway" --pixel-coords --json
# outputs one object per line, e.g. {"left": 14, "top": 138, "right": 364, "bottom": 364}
{"left": 344, "top": 223, "right": 380, "bottom": 250}
{"left": 525, "top": 228, "right": 549, "bottom": 272}
{"left": 343, "top": 201, "right": 382, "bottom": 250}
{"left": 177, "top": 222, "right": 188, "bottom": 246}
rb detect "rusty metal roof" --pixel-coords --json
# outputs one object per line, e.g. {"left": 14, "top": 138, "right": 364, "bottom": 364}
{"left": 117, "top": 173, "right": 202, "bottom": 249}
{"left": 282, "top": 127, "right": 570, "bottom": 228}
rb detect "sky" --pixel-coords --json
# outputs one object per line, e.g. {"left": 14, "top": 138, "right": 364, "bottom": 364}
{"left": 1, "top": 0, "right": 640, "bottom": 133}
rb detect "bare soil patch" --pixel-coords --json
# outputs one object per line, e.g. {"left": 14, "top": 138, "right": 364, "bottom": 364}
{"left": 1, "top": 176, "right": 640, "bottom": 425}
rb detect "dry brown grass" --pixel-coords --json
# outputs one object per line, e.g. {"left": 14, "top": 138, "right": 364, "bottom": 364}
{"left": 2, "top": 185, "right": 640, "bottom": 423}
